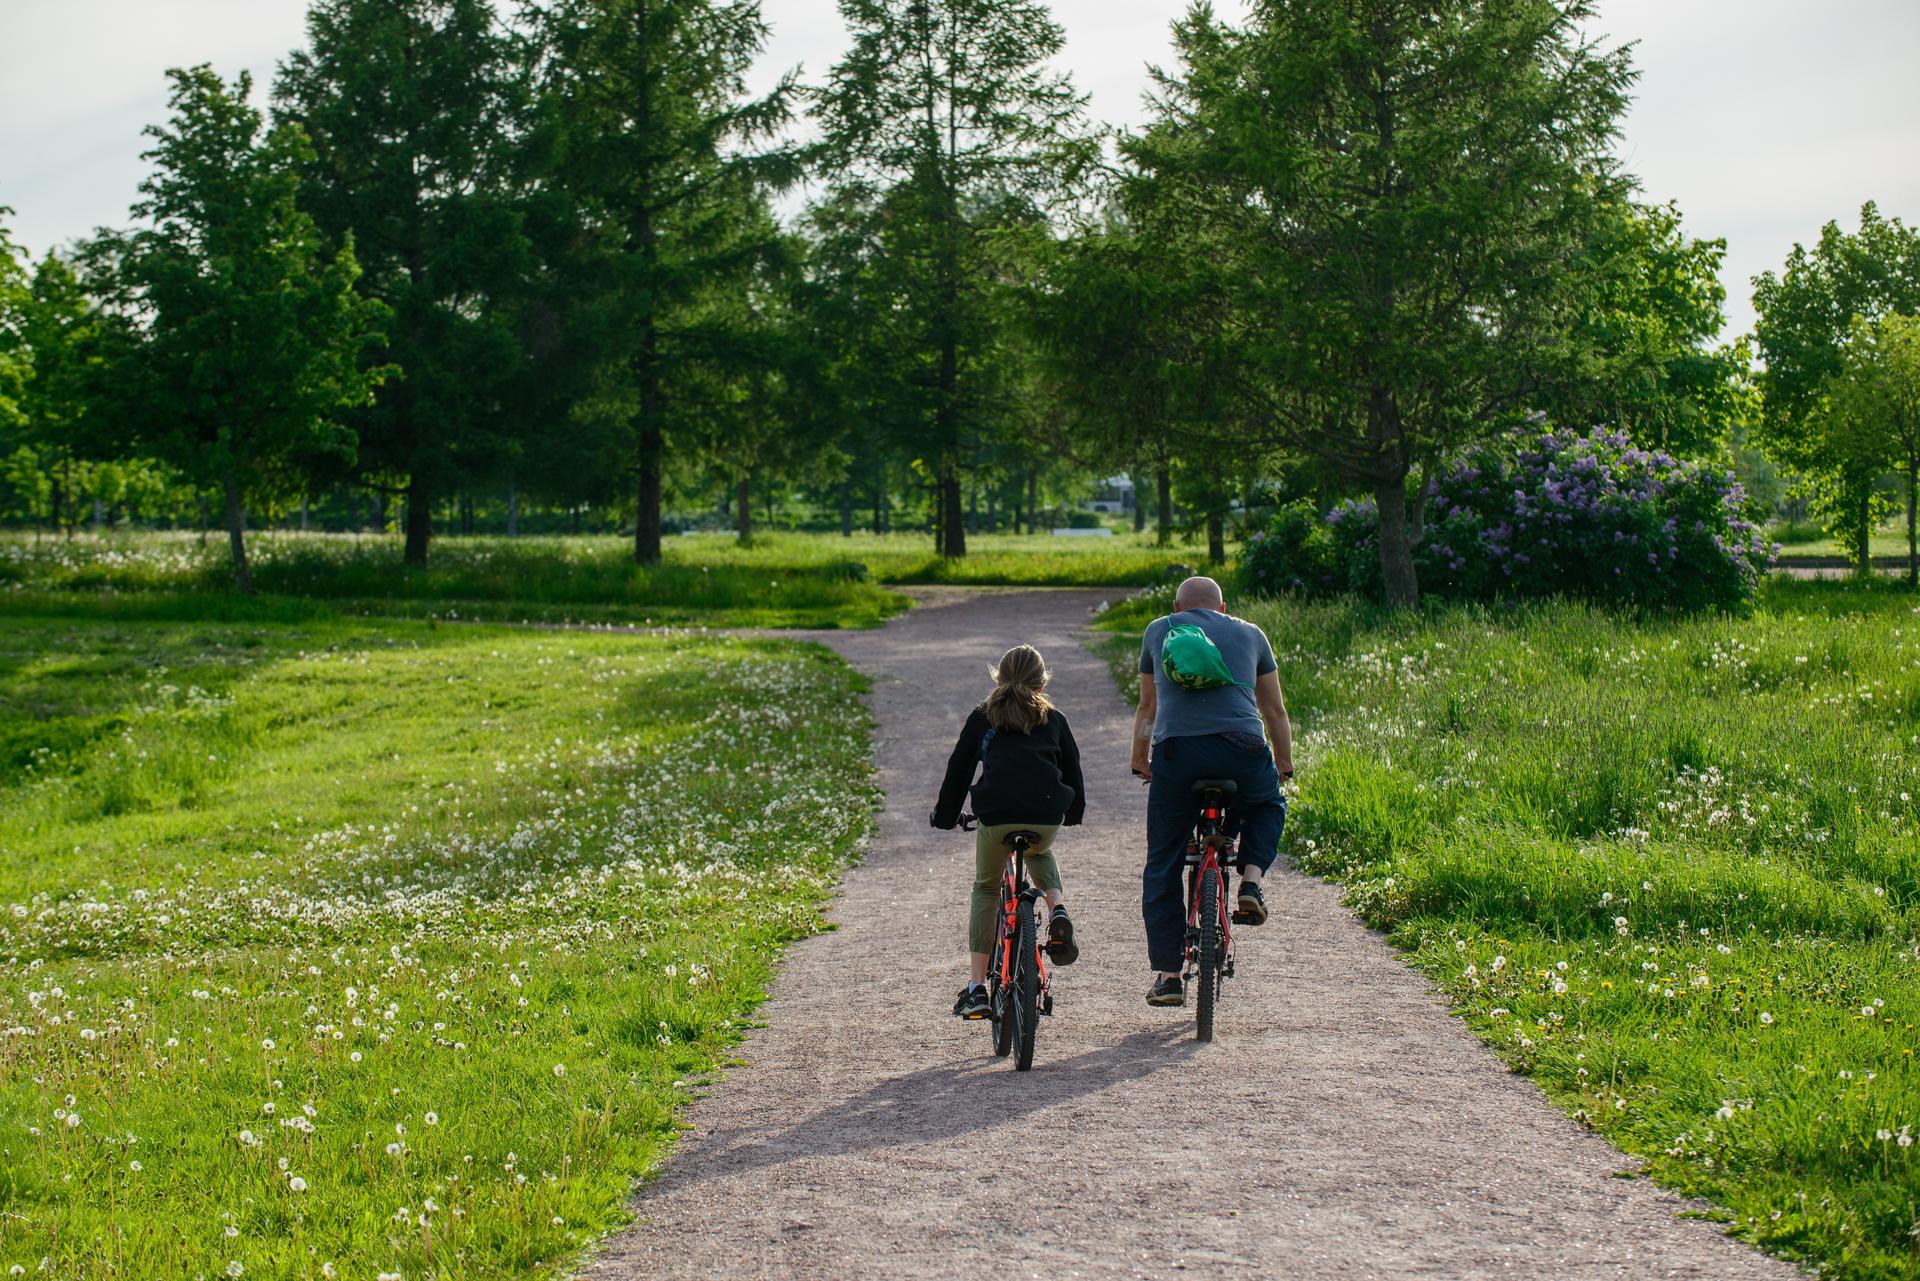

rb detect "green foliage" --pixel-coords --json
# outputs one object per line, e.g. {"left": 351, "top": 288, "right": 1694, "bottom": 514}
{"left": 1753, "top": 203, "right": 1920, "bottom": 574}
{"left": 0, "top": 610, "right": 876, "bottom": 1279}
{"left": 1827, "top": 312, "right": 1920, "bottom": 583}
{"left": 0, "top": 210, "right": 27, "bottom": 433}
{"left": 1126, "top": 0, "right": 1636, "bottom": 606}
{"left": 81, "top": 67, "right": 390, "bottom": 591}
{"left": 274, "top": 0, "right": 533, "bottom": 565}
{"left": 1238, "top": 500, "right": 1339, "bottom": 597}
{"left": 1542, "top": 199, "right": 1746, "bottom": 454}
{"left": 809, "top": 0, "right": 1099, "bottom": 557}
{"left": 528, "top": 0, "right": 797, "bottom": 565}
{"left": 1099, "top": 579, "right": 1920, "bottom": 1280}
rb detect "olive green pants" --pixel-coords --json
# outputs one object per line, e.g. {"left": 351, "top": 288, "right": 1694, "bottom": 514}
{"left": 971, "top": 822, "right": 1062, "bottom": 953}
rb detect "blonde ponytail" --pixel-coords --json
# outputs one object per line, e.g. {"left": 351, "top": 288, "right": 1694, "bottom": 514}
{"left": 984, "top": 644, "right": 1054, "bottom": 733}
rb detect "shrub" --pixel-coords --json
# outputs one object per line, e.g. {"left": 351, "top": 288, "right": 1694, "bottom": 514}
{"left": 1238, "top": 500, "right": 1341, "bottom": 596}
{"left": 1285, "top": 428, "right": 1776, "bottom": 612}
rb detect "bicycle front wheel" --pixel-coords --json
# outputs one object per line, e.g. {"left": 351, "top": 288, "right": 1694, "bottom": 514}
{"left": 1195, "top": 865, "right": 1220, "bottom": 1043}
{"left": 1014, "top": 898, "right": 1039, "bottom": 1071}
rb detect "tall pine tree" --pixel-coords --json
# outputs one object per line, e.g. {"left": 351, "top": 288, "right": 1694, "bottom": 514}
{"left": 528, "top": 0, "right": 796, "bottom": 564}
{"left": 275, "top": 0, "right": 532, "bottom": 564}
{"left": 811, "top": 0, "right": 1097, "bottom": 557}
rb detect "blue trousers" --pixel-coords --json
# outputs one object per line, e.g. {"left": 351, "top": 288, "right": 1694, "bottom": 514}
{"left": 1143, "top": 732, "right": 1287, "bottom": 973}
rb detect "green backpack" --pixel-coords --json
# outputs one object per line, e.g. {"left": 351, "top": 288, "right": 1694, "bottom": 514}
{"left": 1161, "top": 622, "right": 1250, "bottom": 691}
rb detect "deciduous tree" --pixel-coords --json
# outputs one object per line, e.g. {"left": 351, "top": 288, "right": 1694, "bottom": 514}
{"left": 84, "top": 67, "right": 389, "bottom": 591}
{"left": 1130, "top": 0, "right": 1634, "bottom": 606}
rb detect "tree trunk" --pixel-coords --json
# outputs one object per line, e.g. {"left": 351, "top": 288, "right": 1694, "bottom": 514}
{"left": 967, "top": 482, "right": 977, "bottom": 534}
{"left": 840, "top": 482, "right": 853, "bottom": 537}
{"left": 1374, "top": 474, "right": 1419, "bottom": 608}
{"left": 299, "top": 496, "right": 310, "bottom": 532}
{"left": 737, "top": 475, "right": 752, "bottom": 545}
{"left": 197, "top": 493, "right": 210, "bottom": 546}
{"left": 932, "top": 478, "right": 947, "bottom": 556}
{"left": 1207, "top": 510, "right": 1225, "bottom": 564}
{"left": 372, "top": 491, "right": 387, "bottom": 535}
{"left": 634, "top": 430, "right": 663, "bottom": 563}
{"left": 1156, "top": 467, "right": 1172, "bottom": 546}
{"left": 222, "top": 478, "right": 253, "bottom": 595}
{"left": 1027, "top": 469, "right": 1039, "bottom": 536}
{"left": 1907, "top": 455, "right": 1917, "bottom": 589}
{"left": 1854, "top": 486, "right": 1872, "bottom": 576}
{"left": 404, "top": 474, "right": 432, "bottom": 566}
{"left": 872, "top": 481, "right": 883, "bottom": 535}
{"left": 507, "top": 484, "right": 519, "bottom": 538}
{"left": 941, "top": 473, "right": 966, "bottom": 557}
{"left": 1133, "top": 474, "right": 1147, "bottom": 532}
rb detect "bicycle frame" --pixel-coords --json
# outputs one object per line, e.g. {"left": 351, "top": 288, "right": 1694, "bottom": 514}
{"left": 991, "top": 841, "right": 1051, "bottom": 1011}
{"left": 1185, "top": 801, "right": 1235, "bottom": 971}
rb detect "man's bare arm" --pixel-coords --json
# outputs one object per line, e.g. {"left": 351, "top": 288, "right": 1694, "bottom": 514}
{"left": 1255, "top": 671, "right": 1293, "bottom": 778}
{"left": 1131, "top": 671, "right": 1157, "bottom": 781}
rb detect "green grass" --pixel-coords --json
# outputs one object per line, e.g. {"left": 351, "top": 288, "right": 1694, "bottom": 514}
{"left": 669, "top": 529, "right": 1221, "bottom": 586}
{"left": 1100, "top": 577, "right": 1920, "bottom": 1280}
{"left": 0, "top": 610, "right": 877, "bottom": 1279}
{"left": 1771, "top": 522, "right": 1912, "bottom": 562}
{"left": 0, "top": 529, "right": 1218, "bottom": 628}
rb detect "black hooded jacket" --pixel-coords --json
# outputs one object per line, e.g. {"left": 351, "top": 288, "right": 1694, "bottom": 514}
{"left": 932, "top": 704, "right": 1086, "bottom": 829}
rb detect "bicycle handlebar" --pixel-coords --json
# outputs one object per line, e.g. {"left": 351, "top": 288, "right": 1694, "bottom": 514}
{"left": 929, "top": 810, "right": 980, "bottom": 832}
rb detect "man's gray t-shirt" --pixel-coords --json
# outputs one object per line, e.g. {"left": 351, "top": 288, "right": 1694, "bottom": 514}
{"left": 1139, "top": 608, "right": 1277, "bottom": 743}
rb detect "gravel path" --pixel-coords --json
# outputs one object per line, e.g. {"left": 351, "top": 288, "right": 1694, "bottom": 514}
{"left": 586, "top": 589, "right": 1799, "bottom": 1281}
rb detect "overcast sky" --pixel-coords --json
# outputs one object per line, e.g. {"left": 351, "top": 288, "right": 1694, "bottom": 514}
{"left": 3, "top": 0, "right": 1916, "bottom": 338}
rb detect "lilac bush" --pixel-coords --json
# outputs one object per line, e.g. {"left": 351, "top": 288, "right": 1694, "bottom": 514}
{"left": 1320, "top": 428, "right": 1777, "bottom": 612}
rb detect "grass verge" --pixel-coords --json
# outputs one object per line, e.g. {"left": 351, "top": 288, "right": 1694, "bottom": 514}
{"left": 0, "top": 611, "right": 876, "bottom": 1279}
{"left": 1, "top": 529, "right": 1220, "bottom": 617}
{"left": 1099, "top": 576, "right": 1920, "bottom": 1281}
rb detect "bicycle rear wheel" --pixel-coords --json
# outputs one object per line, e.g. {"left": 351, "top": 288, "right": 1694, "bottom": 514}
{"left": 991, "top": 904, "right": 1014, "bottom": 1058}
{"left": 1014, "top": 898, "right": 1039, "bottom": 1071}
{"left": 1195, "top": 864, "right": 1221, "bottom": 1043}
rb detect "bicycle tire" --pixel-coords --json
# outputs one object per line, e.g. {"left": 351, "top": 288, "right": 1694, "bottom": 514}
{"left": 991, "top": 909, "right": 1014, "bottom": 1058}
{"left": 1015, "top": 898, "right": 1039, "bottom": 1071}
{"left": 1195, "top": 864, "right": 1220, "bottom": 1043}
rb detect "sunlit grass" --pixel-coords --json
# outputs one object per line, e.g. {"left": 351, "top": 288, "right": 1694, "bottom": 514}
{"left": 0, "top": 612, "right": 876, "bottom": 1279}
{"left": 1100, "top": 576, "right": 1920, "bottom": 1280}
{"left": 0, "top": 528, "right": 1220, "bottom": 622}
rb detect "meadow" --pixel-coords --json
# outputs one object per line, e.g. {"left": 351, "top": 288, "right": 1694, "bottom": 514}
{"left": 0, "top": 528, "right": 1213, "bottom": 629}
{"left": 0, "top": 608, "right": 876, "bottom": 1279}
{"left": 1101, "top": 578, "right": 1920, "bottom": 1280}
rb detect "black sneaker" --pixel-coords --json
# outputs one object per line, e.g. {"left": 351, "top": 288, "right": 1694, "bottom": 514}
{"left": 1046, "top": 905, "right": 1079, "bottom": 966}
{"left": 953, "top": 983, "right": 990, "bottom": 1019}
{"left": 1146, "top": 975, "right": 1185, "bottom": 1007}
{"left": 1233, "top": 879, "right": 1268, "bottom": 926}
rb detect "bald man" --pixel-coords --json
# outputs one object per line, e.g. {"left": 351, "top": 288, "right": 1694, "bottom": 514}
{"left": 1129, "top": 576, "right": 1293, "bottom": 1007}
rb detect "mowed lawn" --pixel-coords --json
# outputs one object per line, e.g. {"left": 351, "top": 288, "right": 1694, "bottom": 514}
{"left": 1103, "top": 578, "right": 1920, "bottom": 1281}
{"left": 0, "top": 608, "right": 875, "bottom": 1279}
{"left": 0, "top": 527, "right": 1216, "bottom": 627}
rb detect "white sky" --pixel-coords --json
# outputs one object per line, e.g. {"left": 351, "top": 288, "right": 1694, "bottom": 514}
{"left": 2, "top": 0, "right": 1916, "bottom": 339}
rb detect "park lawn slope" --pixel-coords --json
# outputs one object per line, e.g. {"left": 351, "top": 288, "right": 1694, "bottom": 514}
{"left": 1100, "top": 578, "right": 1920, "bottom": 1281}
{"left": 1, "top": 528, "right": 1220, "bottom": 613}
{"left": 0, "top": 613, "right": 876, "bottom": 1280}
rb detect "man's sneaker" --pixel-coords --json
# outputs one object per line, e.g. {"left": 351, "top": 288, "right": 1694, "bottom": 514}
{"left": 953, "top": 983, "right": 990, "bottom": 1019}
{"left": 1232, "top": 879, "right": 1268, "bottom": 926}
{"left": 1046, "top": 905, "right": 1079, "bottom": 966}
{"left": 1146, "top": 975, "right": 1185, "bottom": 1007}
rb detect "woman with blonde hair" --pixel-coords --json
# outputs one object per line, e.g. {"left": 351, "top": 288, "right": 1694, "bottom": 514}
{"left": 930, "top": 644, "right": 1087, "bottom": 1019}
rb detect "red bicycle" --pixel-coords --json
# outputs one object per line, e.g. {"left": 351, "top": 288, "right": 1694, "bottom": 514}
{"left": 1185, "top": 779, "right": 1239, "bottom": 1042}
{"left": 960, "top": 813, "right": 1051, "bottom": 1070}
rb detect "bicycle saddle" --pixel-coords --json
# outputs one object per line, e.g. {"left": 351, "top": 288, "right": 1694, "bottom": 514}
{"left": 1191, "top": 778, "right": 1238, "bottom": 797}
{"left": 1002, "top": 829, "right": 1045, "bottom": 846}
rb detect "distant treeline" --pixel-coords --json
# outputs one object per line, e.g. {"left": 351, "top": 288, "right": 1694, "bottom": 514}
{"left": 1, "top": 0, "right": 1915, "bottom": 600}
